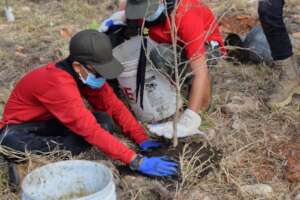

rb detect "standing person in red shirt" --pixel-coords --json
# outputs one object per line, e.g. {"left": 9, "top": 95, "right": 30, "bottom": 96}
{"left": 101, "top": 0, "right": 224, "bottom": 137}
{"left": 0, "top": 30, "right": 178, "bottom": 185}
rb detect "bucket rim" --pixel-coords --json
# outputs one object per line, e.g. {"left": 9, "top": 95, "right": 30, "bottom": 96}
{"left": 22, "top": 160, "right": 114, "bottom": 200}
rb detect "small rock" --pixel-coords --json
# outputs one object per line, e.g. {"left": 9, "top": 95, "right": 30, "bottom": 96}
{"left": 122, "top": 176, "right": 172, "bottom": 199}
{"left": 181, "top": 188, "right": 215, "bottom": 200}
{"left": 123, "top": 175, "right": 142, "bottom": 187}
{"left": 222, "top": 96, "right": 259, "bottom": 115}
{"left": 207, "top": 129, "right": 216, "bottom": 140}
{"left": 293, "top": 32, "right": 300, "bottom": 39}
{"left": 21, "top": 6, "right": 31, "bottom": 12}
{"left": 59, "top": 26, "right": 74, "bottom": 39}
{"left": 232, "top": 116, "right": 244, "bottom": 130}
{"left": 240, "top": 184, "right": 273, "bottom": 198}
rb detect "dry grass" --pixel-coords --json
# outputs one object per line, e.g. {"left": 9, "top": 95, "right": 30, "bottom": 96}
{"left": 0, "top": 0, "right": 300, "bottom": 200}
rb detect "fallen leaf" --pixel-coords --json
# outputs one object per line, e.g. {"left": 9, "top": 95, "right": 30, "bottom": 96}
{"left": 59, "top": 27, "right": 73, "bottom": 39}
{"left": 251, "top": 159, "right": 276, "bottom": 182}
{"left": 286, "top": 152, "right": 300, "bottom": 182}
{"left": 15, "top": 45, "right": 27, "bottom": 57}
{"left": 15, "top": 45, "right": 25, "bottom": 54}
{"left": 286, "top": 137, "right": 300, "bottom": 182}
{"left": 236, "top": 15, "right": 251, "bottom": 20}
{"left": 219, "top": 15, "right": 259, "bottom": 34}
{"left": 15, "top": 51, "right": 27, "bottom": 58}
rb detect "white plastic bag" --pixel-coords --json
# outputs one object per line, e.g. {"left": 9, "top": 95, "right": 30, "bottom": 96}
{"left": 4, "top": 6, "right": 15, "bottom": 22}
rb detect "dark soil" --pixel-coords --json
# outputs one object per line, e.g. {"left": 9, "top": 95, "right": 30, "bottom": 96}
{"left": 117, "top": 137, "right": 222, "bottom": 184}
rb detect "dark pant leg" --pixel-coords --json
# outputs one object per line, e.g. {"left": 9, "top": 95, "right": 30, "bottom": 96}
{"left": 93, "top": 111, "right": 115, "bottom": 132}
{"left": 258, "top": 0, "right": 293, "bottom": 60}
{"left": 62, "top": 111, "right": 116, "bottom": 155}
{"left": 0, "top": 122, "right": 65, "bottom": 153}
{"left": 0, "top": 111, "right": 115, "bottom": 157}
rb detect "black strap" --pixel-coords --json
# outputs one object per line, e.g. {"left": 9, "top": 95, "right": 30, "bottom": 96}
{"left": 136, "top": 35, "right": 148, "bottom": 109}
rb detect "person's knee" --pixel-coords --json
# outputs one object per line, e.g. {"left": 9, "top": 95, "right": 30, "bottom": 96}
{"left": 92, "top": 112, "right": 115, "bottom": 132}
{"left": 0, "top": 129, "right": 27, "bottom": 153}
{"left": 63, "top": 134, "right": 91, "bottom": 156}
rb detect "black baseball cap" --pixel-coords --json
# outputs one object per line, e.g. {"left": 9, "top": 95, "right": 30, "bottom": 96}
{"left": 69, "top": 29, "right": 124, "bottom": 79}
{"left": 126, "top": 0, "right": 161, "bottom": 20}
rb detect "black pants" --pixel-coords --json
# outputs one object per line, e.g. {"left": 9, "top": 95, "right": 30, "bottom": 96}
{"left": 0, "top": 112, "right": 115, "bottom": 158}
{"left": 258, "top": 0, "right": 293, "bottom": 60}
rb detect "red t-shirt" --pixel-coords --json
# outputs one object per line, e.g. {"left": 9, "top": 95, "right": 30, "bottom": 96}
{"left": 149, "top": 0, "right": 224, "bottom": 59}
{"left": 0, "top": 63, "right": 149, "bottom": 164}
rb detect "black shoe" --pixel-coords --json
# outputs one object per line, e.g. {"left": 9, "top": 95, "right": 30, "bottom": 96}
{"left": 0, "top": 154, "right": 20, "bottom": 192}
{"left": 8, "top": 162, "right": 20, "bottom": 192}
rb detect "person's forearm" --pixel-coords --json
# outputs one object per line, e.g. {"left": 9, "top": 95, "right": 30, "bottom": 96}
{"left": 188, "top": 57, "right": 212, "bottom": 112}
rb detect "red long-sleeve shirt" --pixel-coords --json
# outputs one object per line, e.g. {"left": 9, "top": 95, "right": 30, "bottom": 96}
{"left": 149, "top": 0, "right": 225, "bottom": 59}
{"left": 0, "top": 63, "right": 149, "bottom": 164}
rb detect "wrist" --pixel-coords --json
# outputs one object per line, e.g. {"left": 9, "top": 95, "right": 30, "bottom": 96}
{"left": 135, "top": 133, "right": 150, "bottom": 145}
{"left": 130, "top": 154, "right": 137, "bottom": 163}
{"left": 138, "top": 138, "right": 149, "bottom": 145}
{"left": 129, "top": 154, "right": 144, "bottom": 171}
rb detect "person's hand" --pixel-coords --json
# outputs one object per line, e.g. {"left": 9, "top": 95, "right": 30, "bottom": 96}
{"left": 147, "top": 109, "right": 205, "bottom": 139}
{"left": 139, "top": 139, "right": 162, "bottom": 152}
{"left": 138, "top": 156, "right": 178, "bottom": 177}
{"left": 98, "top": 10, "right": 126, "bottom": 32}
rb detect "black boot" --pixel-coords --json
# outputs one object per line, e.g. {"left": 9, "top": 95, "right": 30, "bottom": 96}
{"left": 0, "top": 154, "right": 20, "bottom": 192}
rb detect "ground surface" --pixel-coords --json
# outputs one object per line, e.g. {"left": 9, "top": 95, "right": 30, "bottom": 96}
{"left": 0, "top": 0, "right": 300, "bottom": 200}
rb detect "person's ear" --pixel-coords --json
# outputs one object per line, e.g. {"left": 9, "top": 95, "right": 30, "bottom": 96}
{"left": 72, "top": 61, "right": 82, "bottom": 74}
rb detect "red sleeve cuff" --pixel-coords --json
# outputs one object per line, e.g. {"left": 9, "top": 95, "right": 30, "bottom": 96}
{"left": 135, "top": 133, "right": 149, "bottom": 145}
{"left": 121, "top": 150, "right": 136, "bottom": 165}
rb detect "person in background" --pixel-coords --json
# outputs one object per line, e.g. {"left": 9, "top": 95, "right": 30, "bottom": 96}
{"left": 0, "top": 30, "right": 178, "bottom": 189}
{"left": 258, "top": 0, "right": 300, "bottom": 107}
{"left": 101, "top": 0, "right": 225, "bottom": 138}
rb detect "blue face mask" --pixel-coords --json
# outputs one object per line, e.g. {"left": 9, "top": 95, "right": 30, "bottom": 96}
{"left": 79, "top": 67, "right": 106, "bottom": 89}
{"left": 145, "top": 3, "right": 165, "bottom": 22}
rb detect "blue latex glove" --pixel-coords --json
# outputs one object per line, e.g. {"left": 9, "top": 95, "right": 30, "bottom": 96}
{"left": 98, "top": 10, "right": 126, "bottom": 32}
{"left": 138, "top": 156, "right": 178, "bottom": 177}
{"left": 139, "top": 140, "right": 162, "bottom": 152}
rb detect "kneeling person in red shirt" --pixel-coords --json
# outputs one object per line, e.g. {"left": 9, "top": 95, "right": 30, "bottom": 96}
{"left": 0, "top": 30, "right": 177, "bottom": 180}
{"left": 103, "top": 0, "right": 224, "bottom": 137}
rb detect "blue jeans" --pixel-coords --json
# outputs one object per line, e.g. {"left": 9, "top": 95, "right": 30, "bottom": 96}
{"left": 258, "top": 0, "right": 293, "bottom": 60}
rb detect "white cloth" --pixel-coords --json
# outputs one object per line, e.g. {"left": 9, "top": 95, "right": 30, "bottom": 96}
{"left": 147, "top": 109, "right": 206, "bottom": 139}
{"left": 4, "top": 7, "right": 15, "bottom": 22}
{"left": 98, "top": 10, "right": 126, "bottom": 32}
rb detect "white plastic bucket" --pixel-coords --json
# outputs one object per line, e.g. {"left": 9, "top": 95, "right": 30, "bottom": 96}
{"left": 21, "top": 160, "right": 116, "bottom": 200}
{"left": 113, "top": 36, "right": 179, "bottom": 123}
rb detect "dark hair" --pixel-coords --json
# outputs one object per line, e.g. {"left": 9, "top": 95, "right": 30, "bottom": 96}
{"left": 66, "top": 55, "right": 75, "bottom": 65}
{"left": 66, "top": 55, "right": 87, "bottom": 67}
